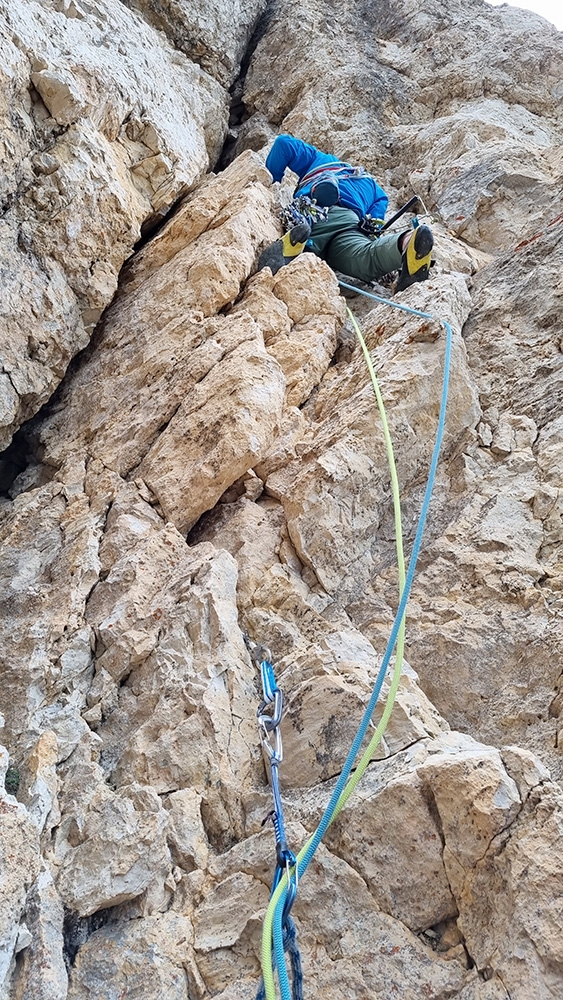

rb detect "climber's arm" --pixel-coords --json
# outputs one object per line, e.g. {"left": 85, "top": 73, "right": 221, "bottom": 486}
{"left": 265, "top": 134, "right": 328, "bottom": 183}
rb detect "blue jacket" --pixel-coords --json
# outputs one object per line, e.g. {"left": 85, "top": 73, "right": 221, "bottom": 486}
{"left": 265, "top": 134, "right": 388, "bottom": 221}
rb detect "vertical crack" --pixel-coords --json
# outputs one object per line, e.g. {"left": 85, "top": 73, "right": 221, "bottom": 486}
{"left": 217, "top": 4, "right": 276, "bottom": 170}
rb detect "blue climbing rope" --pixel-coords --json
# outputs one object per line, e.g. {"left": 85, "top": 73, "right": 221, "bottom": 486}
{"left": 264, "top": 284, "right": 453, "bottom": 999}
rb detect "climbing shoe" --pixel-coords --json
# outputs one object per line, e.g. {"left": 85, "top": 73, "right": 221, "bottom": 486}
{"left": 257, "top": 221, "right": 311, "bottom": 275}
{"left": 394, "top": 225, "right": 434, "bottom": 293}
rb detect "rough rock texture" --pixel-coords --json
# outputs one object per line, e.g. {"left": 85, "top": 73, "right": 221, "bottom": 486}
{"left": 0, "top": 745, "right": 41, "bottom": 993}
{"left": 120, "top": 0, "right": 268, "bottom": 87}
{"left": 8, "top": 866, "right": 67, "bottom": 1000}
{"left": 0, "top": 0, "right": 228, "bottom": 452}
{"left": 404, "top": 217, "right": 563, "bottom": 759}
{"left": 1, "top": 0, "right": 563, "bottom": 998}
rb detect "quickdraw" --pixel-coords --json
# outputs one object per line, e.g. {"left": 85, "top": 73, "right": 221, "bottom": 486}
{"left": 247, "top": 642, "right": 303, "bottom": 1000}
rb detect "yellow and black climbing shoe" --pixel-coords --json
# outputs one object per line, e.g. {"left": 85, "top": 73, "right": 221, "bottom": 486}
{"left": 394, "top": 225, "right": 434, "bottom": 293}
{"left": 257, "top": 221, "right": 312, "bottom": 275}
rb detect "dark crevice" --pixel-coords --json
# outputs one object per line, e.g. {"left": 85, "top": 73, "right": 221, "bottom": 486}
{"left": 0, "top": 264, "right": 133, "bottom": 499}
{"left": 217, "top": 4, "right": 276, "bottom": 171}
{"left": 0, "top": 9, "right": 278, "bottom": 498}
{"left": 63, "top": 905, "right": 116, "bottom": 971}
{"left": 420, "top": 781, "right": 446, "bottom": 852}
{"left": 0, "top": 327, "right": 107, "bottom": 499}
{"left": 307, "top": 737, "right": 429, "bottom": 791}
{"left": 133, "top": 187, "right": 191, "bottom": 251}
{"left": 0, "top": 412, "right": 55, "bottom": 498}
{"left": 496, "top": 972, "right": 513, "bottom": 999}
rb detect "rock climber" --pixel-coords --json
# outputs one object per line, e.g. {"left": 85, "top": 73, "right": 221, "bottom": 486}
{"left": 258, "top": 133, "right": 433, "bottom": 293}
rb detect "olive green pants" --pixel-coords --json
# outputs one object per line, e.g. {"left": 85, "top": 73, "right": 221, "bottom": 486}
{"left": 307, "top": 206, "right": 403, "bottom": 283}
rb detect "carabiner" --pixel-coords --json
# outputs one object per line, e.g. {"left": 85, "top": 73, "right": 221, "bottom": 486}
{"left": 258, "top": 719, "right": 283, "bottom": 763}
{"left": 282, "top": 858, "right": 298, "bottom": 924}
{"left": 257, "top": 687, "right": 283, "bottom": 732}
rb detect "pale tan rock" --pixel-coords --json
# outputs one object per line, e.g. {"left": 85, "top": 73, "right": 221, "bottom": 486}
{"left": 67, "top": 912, "right": 194, "bottom": 1000}
{"left": 0, "top": 0, "right": 227, "bottom": 448}
{"left": 271, "top": 734, "right": 563, "bottom": 996}
{"left": 138, "top": 331, "right": 286, "bottom": 533}
{"left": 24, "top": 731, "right": 60, "bottom": 839}
{"left": 7, "top": 867, "right": 68, "bottom": 1000}
{"left": 30, "top": 69, "right": 89, "bottom": 125}
{"left": 164, "top": 789, "right": 209, "bottom": 872}
{"left": 451, "top": 780, "right": 563, "bottom": 999}
{"left": 403, "top": 99, "right": 563, "bottom": 251}
{"left": 501, "top": 744, "right": 550, "bottom": 801}
{"left": 254, "top": 406, "right": 312, "bottom": 481}
{"left": 279, "top": 654, "right": 447, "bottom": 787}
{"left": 56, "top": 779, "right": 171, "bottom": 916}
{"left": 232, "top": 256, "right": 346, "bottom": 407}
{"left": 83, "top": 483, "right": 262, "bottom": 849}
{"left": 121, "top": 0, "right": 267, "bottom": 87}
{"left": 432, "top": 226, "right": 494, "bottom": 276}
{"left": 266, "top": 274, "right": 478, "bottom": 598}
{"left": 418, "top": 745, "right": 522, "bottom": 891}
{"left": 2, "top": 2, "right": 563, "bottom": 997}
{"left": 195, "top": 822, "right": 473, "bottom": 999}
{"left": 376, "top": 660, "right": 449, "bottom": 751}
{"left": 189, "top": 494, "right": 296, "bottom": 610}
{"left": 0, "top": 746, "right": 41, "bottom": 996}
{"left": 193, "top": 493, "right": 448, "bottom": 792}
{"left": 0, "top": 479, "right": 100, "bottom": 766}
{"left": 194, "top": 871, "right": 266, "bottom": 989}
{"left": 31, "top": 155, "right": 283, "bottom": 529}
{"left": 407, "top": 218, "right": 563, "bottom": 770}
{"left": 457, "top": 980, "right": 511, "bottom": 1000}
{"left": 122, "top": 150, "right": 275, "bottom": 292}
{"left": 326, "top": 765, "right": 457, "bottom": 932}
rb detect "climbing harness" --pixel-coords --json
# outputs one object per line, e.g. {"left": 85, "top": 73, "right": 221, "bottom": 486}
{"left": 251, "top": 644, "right": 302, "bottom": 1000}
{"left": 295, "top": 162, "right": 369, "bottom": 211}
{"left": 281, "top": 163, "right": 411, "bottom": 235}
{"left": 254, "top": 285, "right": 453, "bottom": 1000}
{"left": 281, "top": 194, "right": 428, "bottom": 291}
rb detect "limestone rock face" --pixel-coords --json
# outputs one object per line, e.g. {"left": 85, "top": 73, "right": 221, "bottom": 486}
{"left": 0, "top": 746, "right": 42, "bottom": 996}
{"left": 0, "top": 478, "right": 98, "bottom": 766}
{"left": 0, "top": 0, "right": 228, "bottom": 451}
{"left": 56, "top": 777, "right": 171, "bottom": 916}
{"left": 406, "top": 217, "right": 563, "bottom": 765}
{"left": 121, "top": 0, "right": 268, "bottom": 87}
{"left": 8, "top": 867, "right": 67, "bottom": 1000}
{"left": 67, "top": 912, "right": 194, "bottom": 1000}
{"left": 2, "top": 0, "right": 563, "bottom": 998}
